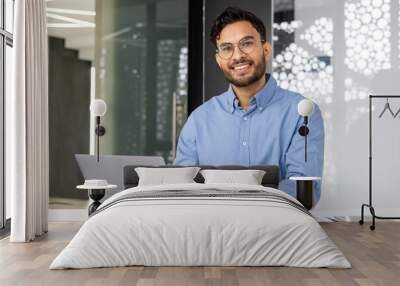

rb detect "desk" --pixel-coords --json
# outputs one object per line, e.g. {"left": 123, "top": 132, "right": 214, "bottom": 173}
{"left": 289, "top": 177, "right": 321, "bottom": 210}
{"left": 77, "top": 182, "right": 117, "bottom": 215}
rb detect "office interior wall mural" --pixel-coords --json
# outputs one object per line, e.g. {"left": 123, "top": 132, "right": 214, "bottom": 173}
{"left": 273, "top": 0, "right": 400, "bottom": 215}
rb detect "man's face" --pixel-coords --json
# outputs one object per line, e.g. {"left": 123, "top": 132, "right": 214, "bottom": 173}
{"left": 215, "top": 21, "right": 271, "bottom": 87}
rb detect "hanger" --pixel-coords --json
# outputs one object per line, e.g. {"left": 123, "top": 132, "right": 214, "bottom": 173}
{"left": 394, "top": 106, "right": 400, "bottom": 118}
{"left": 378, "top": 97, "right": 395, "bottom": 118}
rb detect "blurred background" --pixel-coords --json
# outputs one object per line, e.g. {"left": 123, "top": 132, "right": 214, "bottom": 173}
{"left": 3, "top": 0, "right": 398, "bottom": 219}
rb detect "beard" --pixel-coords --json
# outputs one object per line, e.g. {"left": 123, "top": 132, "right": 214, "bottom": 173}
{"left": 221, "top": 54, "right": 266, "bottom": 87}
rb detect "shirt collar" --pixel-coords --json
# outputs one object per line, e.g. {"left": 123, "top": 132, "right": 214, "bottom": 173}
{"left": 225, "top": 74, "right": 277, "bottom": 113}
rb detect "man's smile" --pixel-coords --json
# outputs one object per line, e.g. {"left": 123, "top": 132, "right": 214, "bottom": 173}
{"left": 229, "top": 60, "right": 253, "bottom": 75}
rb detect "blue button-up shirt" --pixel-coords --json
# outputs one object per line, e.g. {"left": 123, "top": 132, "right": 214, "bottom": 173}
{"left": 175, "top": 75, "right": 324, "bottom": 204}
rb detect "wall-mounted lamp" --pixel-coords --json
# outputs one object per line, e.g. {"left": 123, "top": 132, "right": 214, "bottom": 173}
{"left": 297, "top": 99, "right": 314, "bottom": 162}
{"left": 90, "top": 99, "right": 107, "bottom": 162}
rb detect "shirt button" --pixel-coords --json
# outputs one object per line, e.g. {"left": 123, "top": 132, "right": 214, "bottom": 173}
{"left": 243, "top": 116, "right": 248, "bottom": 121}
{"left": 259, "top": 107, "right": 263, "bottom": 111}
{"left": 242, "top": 141, "right": 247, "bottom": 146}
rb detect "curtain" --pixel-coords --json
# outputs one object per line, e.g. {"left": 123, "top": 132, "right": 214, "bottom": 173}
{"left": 8, "top": 0, "right": 49, "bottom": 242}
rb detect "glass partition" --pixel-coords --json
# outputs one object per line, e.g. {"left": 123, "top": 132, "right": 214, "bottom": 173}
{"left": 95, "top": 0, "right": 188, "bottom": 163}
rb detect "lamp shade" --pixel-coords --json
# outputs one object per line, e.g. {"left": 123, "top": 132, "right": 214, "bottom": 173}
{"left": 90, "top": 99, "right": 107, "bottom": 116}
{"left": 297, "top": 99, "right": 314, "bottom": 117}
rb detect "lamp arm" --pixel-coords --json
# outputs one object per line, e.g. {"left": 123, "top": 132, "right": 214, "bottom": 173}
{"left": 298, "top": 116, "right": 309, "bottom": 162}
{"left": 305, "top": 130, "right": 307, "bottom": 162}
{"left": 304, "top": 116, "right": 308, "bottom": 162}
{"left": 96, "top": 116, "right": 100, "bottom": 162}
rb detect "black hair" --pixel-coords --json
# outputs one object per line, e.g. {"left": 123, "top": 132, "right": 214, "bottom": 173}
{"left": 210, "top": 7, "right": 266, "bottom": 47}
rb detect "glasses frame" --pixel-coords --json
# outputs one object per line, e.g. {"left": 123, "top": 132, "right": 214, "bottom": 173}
{"left": 216, "top": 37, "right": 266, "bottom": 60}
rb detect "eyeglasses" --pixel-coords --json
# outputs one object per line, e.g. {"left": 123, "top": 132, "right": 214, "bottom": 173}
{"left": 216, "top": 37, "right": 265, "bottom": 60}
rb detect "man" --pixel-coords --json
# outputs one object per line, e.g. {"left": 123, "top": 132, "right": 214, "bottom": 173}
{"left": 175, "top": 7, "right": 324, "bottom": 204}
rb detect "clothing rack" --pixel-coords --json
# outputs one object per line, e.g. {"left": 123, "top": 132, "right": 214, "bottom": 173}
{"left": 359, "top": 95, "right": 400, "bottom": 230}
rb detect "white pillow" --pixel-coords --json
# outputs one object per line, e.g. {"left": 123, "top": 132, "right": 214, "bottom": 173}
{"left": 200, "top": 169, "right": 266, "bottom": 185}
{"left": 135, "top": 167, "right": 201, "bottom": 186}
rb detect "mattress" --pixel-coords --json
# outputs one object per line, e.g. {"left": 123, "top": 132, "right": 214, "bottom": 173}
{"left": 50, "top": 183, "right": 351, "bottom": 269}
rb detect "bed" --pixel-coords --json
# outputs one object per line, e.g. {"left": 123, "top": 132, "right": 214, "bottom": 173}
{"left": 50, "top": 165, "right": 350, "bottom": 269}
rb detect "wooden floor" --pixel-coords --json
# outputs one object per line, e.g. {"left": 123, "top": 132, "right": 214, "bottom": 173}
{"left": 0, "top": 221, "right": 399, "bottom": 286}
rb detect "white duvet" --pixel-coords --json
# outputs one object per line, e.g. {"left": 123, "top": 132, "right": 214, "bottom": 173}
{"left": 50, "top": 183, "right": 351, "bottom": 269}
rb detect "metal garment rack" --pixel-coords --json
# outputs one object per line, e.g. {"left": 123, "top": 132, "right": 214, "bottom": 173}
{"left": 360, "top": 95, "right": 400, "bottom": 230}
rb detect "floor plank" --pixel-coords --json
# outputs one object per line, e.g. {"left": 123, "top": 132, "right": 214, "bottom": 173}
{"left": 0, "top": 221, "right": 399, "bottom": 286}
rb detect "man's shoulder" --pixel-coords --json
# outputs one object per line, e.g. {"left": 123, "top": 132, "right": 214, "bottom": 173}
{"left": 277, "top": 87, "right": 321, "bottom": 122}
{"left": 274, "top": 85, "right": 321, "bottom": 111}
{"left": 190, "top": 91, "right": 228, "bottom": 118}
{"left": 275, "top": 85, "right": 305, "bottom": 104}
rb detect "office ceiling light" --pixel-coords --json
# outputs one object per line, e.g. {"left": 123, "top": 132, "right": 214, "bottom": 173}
{"left": 46, "top": 12, "right": 95, "bottom": 28}
{"left": 46, "top": 8, "right": 96, "bottom": 16}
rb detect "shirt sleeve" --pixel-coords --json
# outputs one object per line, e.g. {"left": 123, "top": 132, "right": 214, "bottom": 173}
{"left": 279, "top": 102, "right": 325, "bottom": 205}
{"left": 174, "top": 113, "right": 199, "bottom": 165}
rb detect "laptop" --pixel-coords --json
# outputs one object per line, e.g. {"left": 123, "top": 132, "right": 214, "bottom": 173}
{"left": 75, "top": 154, "right": 165, "bottom": 200}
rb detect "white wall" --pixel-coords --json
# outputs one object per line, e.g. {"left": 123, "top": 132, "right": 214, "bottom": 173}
{"left": 274, "top": 0, "right": 400, "bottom": 217}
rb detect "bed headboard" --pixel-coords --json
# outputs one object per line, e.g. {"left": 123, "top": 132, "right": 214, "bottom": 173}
{"left": 123, "top": 165, "right": 280, "bottom": 189}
